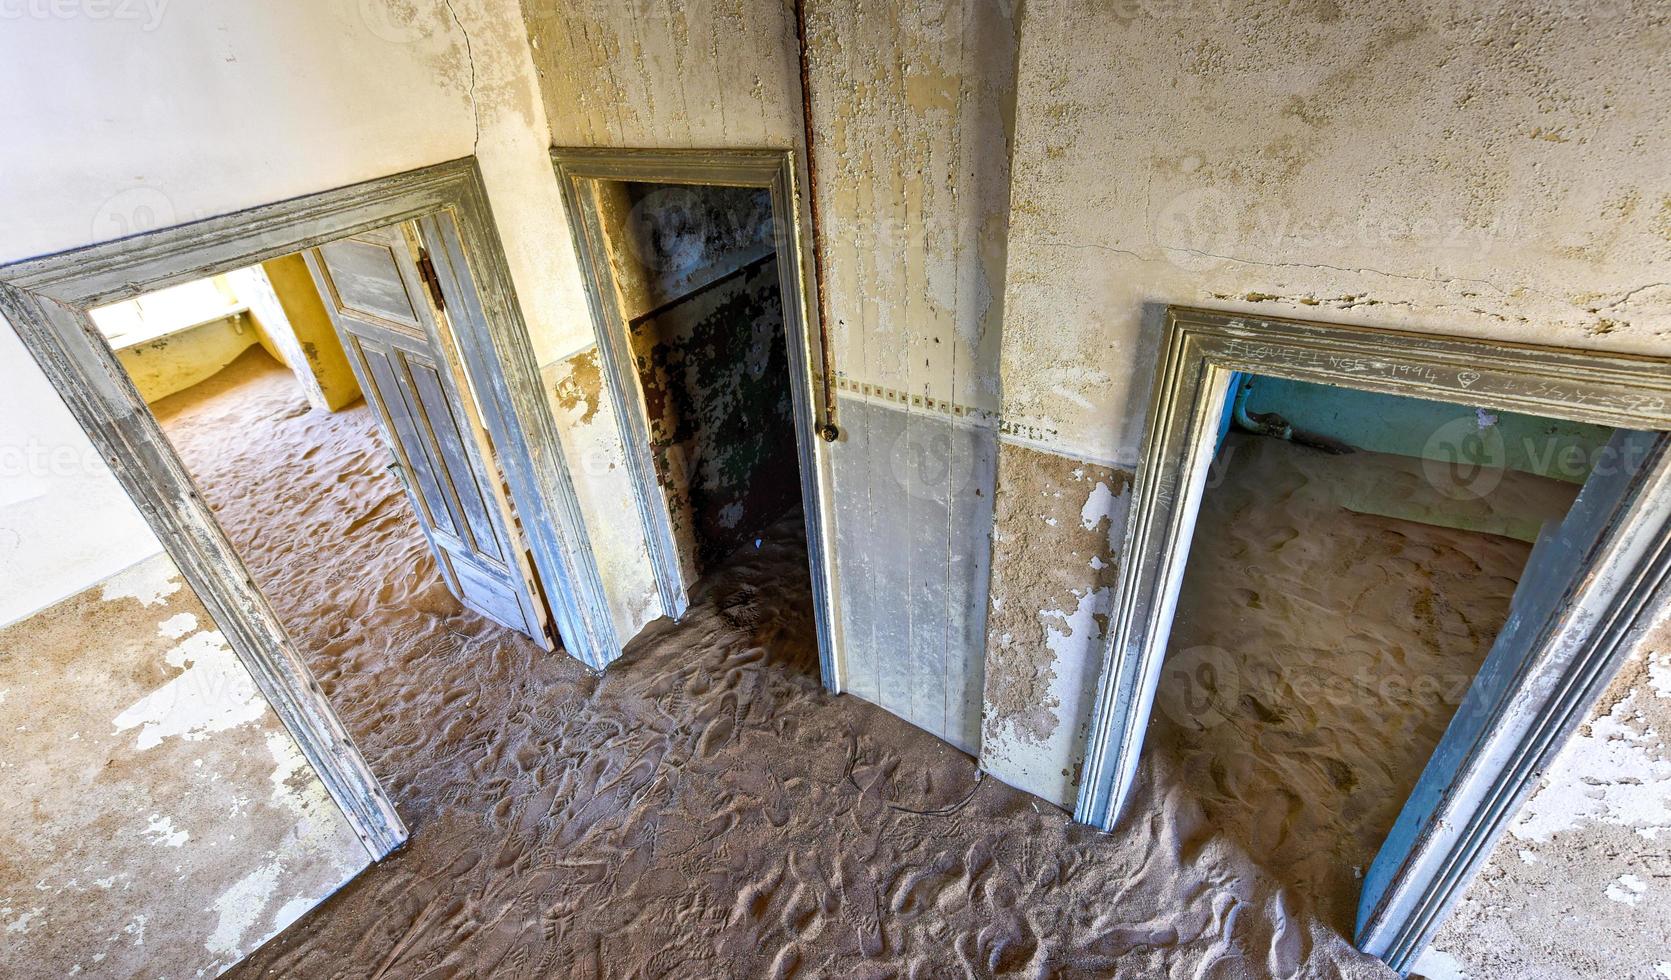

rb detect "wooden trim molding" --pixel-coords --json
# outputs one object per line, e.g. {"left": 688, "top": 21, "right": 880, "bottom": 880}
{"left": 551, "top": 146, "right": 844, "bottom": 693}
{"left": 1073, "top": 305, "right": 1671, "bottom": 972}
{"left": 0, "top": 158, "right": 621, "bottom": 858}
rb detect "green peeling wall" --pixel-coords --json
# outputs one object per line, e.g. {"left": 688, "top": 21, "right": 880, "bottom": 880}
{"left": 630, "top": 256, "right": 800, "bottom": 580}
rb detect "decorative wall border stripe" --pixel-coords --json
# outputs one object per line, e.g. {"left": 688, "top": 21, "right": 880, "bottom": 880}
{"left": 833, "top": 374, "right": 999, "bottom": 425}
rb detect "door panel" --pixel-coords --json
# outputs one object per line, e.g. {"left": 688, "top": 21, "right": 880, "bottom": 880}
{"left": 404, "top": 355, "right": 508, "bottom": 560}
{"left": 316, "top": 238, "right": 422, "bottom": 327}
{"left": 305, "top": 225, "right": 554, "bottom": 649}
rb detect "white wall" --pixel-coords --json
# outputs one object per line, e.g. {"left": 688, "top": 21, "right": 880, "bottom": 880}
{"left": 0, "top": 324, "right": 163, "bottom": 626}
{"left": 0, "top": 0, "right": 659, "bottom": 646}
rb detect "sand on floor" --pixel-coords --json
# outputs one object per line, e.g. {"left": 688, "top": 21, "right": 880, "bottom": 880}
{"left": 1150, "top": 432, "right": 1552, "bottom": 937}
{"left": 160, "top": 349, "right": 1411, "bottom": 978}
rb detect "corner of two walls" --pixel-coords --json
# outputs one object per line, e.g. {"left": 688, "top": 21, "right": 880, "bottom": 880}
{"left": 242, "top": 257, "right": 364, "bottom": 413}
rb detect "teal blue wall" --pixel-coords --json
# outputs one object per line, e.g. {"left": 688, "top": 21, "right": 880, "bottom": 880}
{"left": 1238, "top": 376, "right": 1613, "bottom": 484}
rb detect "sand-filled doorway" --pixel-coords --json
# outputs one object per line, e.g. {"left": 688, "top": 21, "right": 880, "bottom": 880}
{"left": 555, "top": 148, "right": 839, "bottom": 685}
{"left": 0, "top": 160, "right": 628, "bottom": 864}
{"left": 91, "top": 232, "right": 560, "bottom": 666}
{"left": 1076, "top": 307, "right": 1671, "bottom": 972}
{"left": 1145, "top": 375, "right": 1611, "bottom": 935}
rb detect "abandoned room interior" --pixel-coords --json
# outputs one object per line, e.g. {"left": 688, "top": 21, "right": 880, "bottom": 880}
{"left": 1, "top": 2, "right": 1668, "bottom": 978}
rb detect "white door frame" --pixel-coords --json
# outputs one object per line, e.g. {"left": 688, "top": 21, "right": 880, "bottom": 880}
{"left": 0, "top": 158, "right": 622, "bottom": 858}
{"left": 1075, "top": 305, "right": 1671, "bottom": 973}
{"left": 551, "top": 146, "right": 845, "bottom": 694}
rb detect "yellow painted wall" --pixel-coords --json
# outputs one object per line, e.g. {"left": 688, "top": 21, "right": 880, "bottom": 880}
{"left": 258, "top": 255, "right": 362, "bottom": 412}
{"left": 115, "top": 312, "right": 262, "bottom": 404}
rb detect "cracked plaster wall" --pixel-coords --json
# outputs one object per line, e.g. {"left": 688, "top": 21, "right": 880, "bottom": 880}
{"left": 988, "top": 0, "right": 1671, "bottom": 808}
{"left": 987, "top": 0, "right": 1671, "bottom": 965}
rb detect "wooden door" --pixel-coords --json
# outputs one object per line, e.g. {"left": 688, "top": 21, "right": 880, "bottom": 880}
{"left": 304, "top": 226, "right": 555, "bottom": 649}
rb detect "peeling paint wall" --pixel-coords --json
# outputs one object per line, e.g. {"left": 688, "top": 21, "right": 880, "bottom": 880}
{"left": 990, "top": 0, "right": 1671, "bottom": 809}
{"left": 1419, "top": 615, "right": 1671, "bottom": 980}
{"left": 595, "top": 181, "right": 798, "bottom": 582}
{"left": 605, "top": 182, "right": 777, "bottom": 319}
{"left": 522, "top": 0, "right": 1018, "bottom": 744}
{"left": 983, "top": 0, "right": 1671, "bottom": 966}
{"left": 0, "top": 555, "right": 368, "bottom": 977}
{"left": 631, "top": 257, "right": 800, "bottom": 579}
{"left": 999, "top": 0, "right": 1670, "bottom": 469}
{"left": 981, "top": 442, "right": 1129, "bottom": 804}
{"left": 544, "top": 347, "right": 664, "bottom": 638}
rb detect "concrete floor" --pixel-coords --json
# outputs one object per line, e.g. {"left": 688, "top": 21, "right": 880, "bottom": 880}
{"left": 165, "top": 350, "right": 1404, "bottom": 978}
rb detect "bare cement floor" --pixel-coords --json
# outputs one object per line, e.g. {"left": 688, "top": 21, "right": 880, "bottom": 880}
{"left": 160, "top": 349, "right": 1402, "bottom": 979}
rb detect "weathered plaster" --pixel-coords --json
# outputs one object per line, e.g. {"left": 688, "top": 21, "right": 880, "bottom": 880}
{"left": 999, "top": 0, "right": 1671, "bottom": 466}
{"left": 602, "top": 181, "right": 776, "bottom": 321}
{"left": 981, "top": 440, "right": 1132, "bottom": 808}
{"left": 544, "top": 348, "right": 663, "bottom": 639}
{"left": 110, "top": 311, "right": 263, "bottom": 404}
{"left": 0, "top": 554, "right": 366, "bottom": 978}
{"left": 801, "top": 0, "right": 1017, "bottom": 414}
{"left": 990, "top": 0, "right": 1671, "bottom": 834}
{"left": 631, "top": 257, "right": 799, "bottom": 580}
{"left": 1421, "top": 614, "right": 1671, "bottom": 980}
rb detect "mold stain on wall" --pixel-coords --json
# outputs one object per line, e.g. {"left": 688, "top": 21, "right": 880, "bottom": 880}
{"left": 0, "top": 554, "right": 366, "bottom": 978}
{"left": 550, "top": 344, "right": 603, "bottom": 426}
{"left": 630, "top": 256, "right": 800, "bottom": 579}
{"left": 981, "top": 441, "right": 1131, "bottom": 807}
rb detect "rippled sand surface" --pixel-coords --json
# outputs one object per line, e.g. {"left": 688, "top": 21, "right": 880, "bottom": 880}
{"left": 1152, "top": 432, "right": 1543, "bottom": 934}
{"left": 164, "top": 351, "right": 1398, "bottom": 979}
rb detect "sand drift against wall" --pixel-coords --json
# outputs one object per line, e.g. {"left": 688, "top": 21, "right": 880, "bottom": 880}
{"left": 1150, "top": 433, "right": 1547, "bottom": 935}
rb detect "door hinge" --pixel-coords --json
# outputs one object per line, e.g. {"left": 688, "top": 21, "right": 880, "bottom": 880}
{"left": 416, "top": 248, "right": 446, "bottom": 314}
